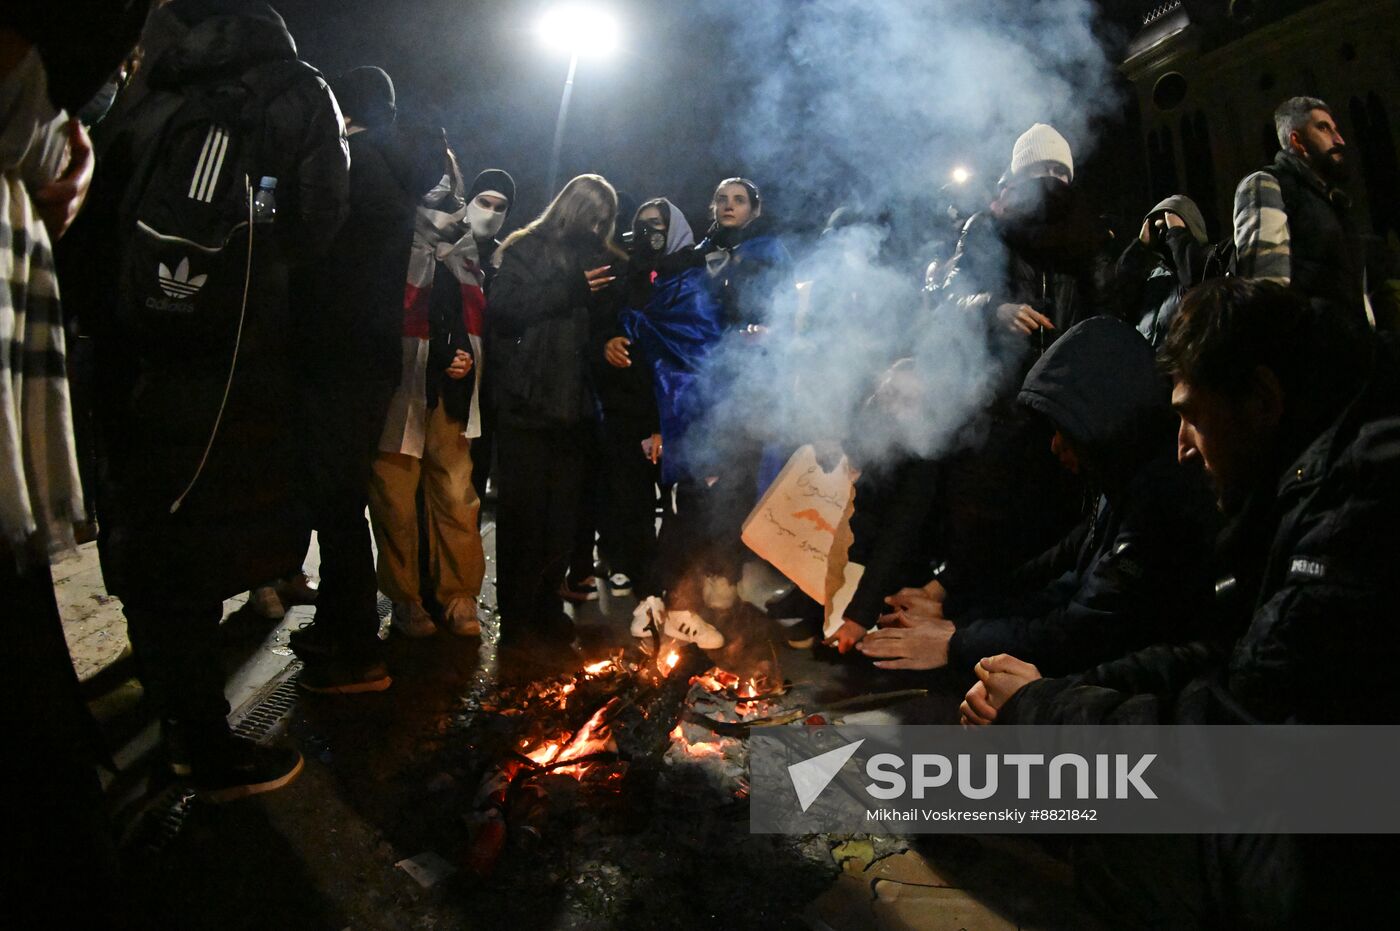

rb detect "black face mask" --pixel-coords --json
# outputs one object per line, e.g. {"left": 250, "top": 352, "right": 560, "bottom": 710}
{"left": 634, "top": 220, "right": 667, "bottom": 255}
{"left": 1002, "top": 176, "right": 1073, "bottom": 224}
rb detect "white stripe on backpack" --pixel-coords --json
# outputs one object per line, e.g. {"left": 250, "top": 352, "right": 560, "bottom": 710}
{"left": 187, "top": 127, "right": 230, "bottom": 203}
{"left": 187, "top": 127, "right": 216, "bottom": 200}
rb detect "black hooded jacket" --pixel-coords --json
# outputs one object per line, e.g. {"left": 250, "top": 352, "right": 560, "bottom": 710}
{"left": 80, "top": 0, "right": 350, "bottom": 601}
{"left": 488, "top": 232, "right": 601, "bottom": 429}
{"left": 1114, "top": 195, "right": 1226, "bottom": 348}
{"left": 941, "top": 182, "right": 1115, "bottom": 368}
{"left": 1001, "top": 328, "right": 1400, "bottom": 725}
{"left": 296, "top": 124, "right": 445, "bottom": 385}
{"left": 945, "top": 318, "right": 1219, "bottom": 677}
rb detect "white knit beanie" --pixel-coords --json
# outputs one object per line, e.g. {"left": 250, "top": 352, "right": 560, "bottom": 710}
{"left": 1011, "top": 123, "right": 1074, "bottom": 182}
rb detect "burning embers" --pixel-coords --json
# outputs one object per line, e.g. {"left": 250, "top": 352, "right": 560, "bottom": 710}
{"left": 521, "top": 698, "right": 621, "bottom": 776}
{"left": 463, "top": 567, "right": 798, "bottom": 875}
{"left": 465, "top": 629, "right": 789, "bottom": 875}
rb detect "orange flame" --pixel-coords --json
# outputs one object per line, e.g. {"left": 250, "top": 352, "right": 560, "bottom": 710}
{"left": 522, "top": 698, "right": 620, "bottom": 776}
{"left": 659, "top": 649, "right": 680, "bottom": 675}
{"left": 582, "top": 660, "right": 612, "bottom": 675}
{"left": 668, "top": 720, "right": 730, "bottom": 761}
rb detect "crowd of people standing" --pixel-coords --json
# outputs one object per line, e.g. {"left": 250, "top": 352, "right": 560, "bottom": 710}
{"left": 6, "top": 1, "right": 1400, "bottom": 926}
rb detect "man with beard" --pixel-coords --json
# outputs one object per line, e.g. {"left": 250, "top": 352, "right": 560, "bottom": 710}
{"left": 1234, "top": 97, "right": 1368, "bottom": 323}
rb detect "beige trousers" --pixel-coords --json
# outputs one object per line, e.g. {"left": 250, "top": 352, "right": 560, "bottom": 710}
{"left": 368, "top": 404, "right": 484, "bottom": 606}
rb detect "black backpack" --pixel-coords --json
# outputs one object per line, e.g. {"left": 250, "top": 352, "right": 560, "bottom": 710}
{"left": 115, "top": 61, "right": 312, "bottom": 353}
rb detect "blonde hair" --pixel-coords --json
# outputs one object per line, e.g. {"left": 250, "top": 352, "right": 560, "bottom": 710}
{"left": 499, "top": 173, "right": 621, "bottom": 260}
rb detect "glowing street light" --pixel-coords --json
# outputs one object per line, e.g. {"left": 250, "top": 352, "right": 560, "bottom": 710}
{"left": 950, "top": 166, "right": 972, "bottom": 185}
{"left": 537, "top": 4, "right": 620, "bottom": 56}
{"left": 538, "top": 4, "right": 620, "bottom": 195}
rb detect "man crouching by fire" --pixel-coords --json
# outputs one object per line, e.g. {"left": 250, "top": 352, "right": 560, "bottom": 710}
{"left": 959, "top": 278, "right": 1400, "bottom": 927}
{"left": 858, "top": 316, "right": 1220, "bottom": 678}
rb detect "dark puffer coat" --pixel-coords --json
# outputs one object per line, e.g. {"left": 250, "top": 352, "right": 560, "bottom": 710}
{"left": 85, "top": 0, "right": 349, "bottom": 601}
{"left": 941, "top": 183, "right": 1115, "bottom": 366}
{"left": 945, "top": 318, "right": 1219, "bottom": 676}
{"left": 1001, "top": 334, "right": 1400, "bottom": 725}
{"left": 487, "top": 233, "right": 597, "bottom": 429}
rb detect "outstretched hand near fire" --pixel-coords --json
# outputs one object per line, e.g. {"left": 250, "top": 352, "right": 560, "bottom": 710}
{"left": 857, "top": 616, "right": 955, "bottom": 669}
{"left": 824, "top": 618, "right": 867, "bottom": 653}
{"left": 959, "top": 654, "right": 1041, "bottom": 726}
{"left": 878, "top": 586, "right": 944, "bottom": 627}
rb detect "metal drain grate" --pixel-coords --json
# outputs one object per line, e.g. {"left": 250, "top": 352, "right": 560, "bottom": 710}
{"left": 231, "top": 660, "right": 303, "bottom": 743}
{"left": 121, "top": 658, "right": 305, "bottom": 855}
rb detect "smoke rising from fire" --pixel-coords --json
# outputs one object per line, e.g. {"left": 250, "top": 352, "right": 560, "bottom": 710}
{"left": 680, "top": 0, "right": 1119, "bottom": 473}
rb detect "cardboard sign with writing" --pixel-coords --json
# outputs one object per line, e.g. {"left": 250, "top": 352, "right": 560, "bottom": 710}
{"left": 741, "top": 445, "right": 864, "bottom": 639}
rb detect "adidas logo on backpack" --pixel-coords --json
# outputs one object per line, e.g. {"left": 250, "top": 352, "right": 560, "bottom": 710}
{"left": 158, "top": 258, "right": 208, "bottom": 299}
{"left": 115, "top": 60, "right": 312, "bottom": 350}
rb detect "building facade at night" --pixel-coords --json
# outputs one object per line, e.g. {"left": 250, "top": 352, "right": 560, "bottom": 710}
{"left": 1121, "top": 0, "right": 1400, "bottom": 241}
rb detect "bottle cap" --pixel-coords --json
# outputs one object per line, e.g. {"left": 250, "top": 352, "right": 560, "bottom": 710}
{"left": 259, "top": 176, "right": 278, "bottom": 189}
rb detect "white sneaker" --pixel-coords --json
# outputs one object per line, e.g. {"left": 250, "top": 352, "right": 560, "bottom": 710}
{"left": 444, "top": 598, "right": 481, "bottom": 637}
{"left": 631, "top": 596, "right": 666, "bottom": 637}
{"left": 664, "top": 610, "right": 725, "bottom": 650}
{"left": 391, "top": 601, "right": 436, "bottom": 638}
{"left": 608, "top": 572, "right": 633, "bottom": 597}
{"left": 250, "top": 585, "right": 286, "bottom": 620}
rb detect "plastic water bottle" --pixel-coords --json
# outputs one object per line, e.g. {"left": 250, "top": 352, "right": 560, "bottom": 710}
{"left": 252, "top": 176, "right": 278, "bottom": 222}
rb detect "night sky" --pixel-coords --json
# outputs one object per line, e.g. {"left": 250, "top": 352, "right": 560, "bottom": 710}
{"left": 272, "top": 0, "right": 1146, "bottom": 247}
{"left": 275, "top": 0, "right": 752, "bottom": 230}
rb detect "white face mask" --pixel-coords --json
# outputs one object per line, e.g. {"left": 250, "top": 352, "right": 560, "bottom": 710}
{"left": 466, "top": 199, "right": 507, "bottom": 238}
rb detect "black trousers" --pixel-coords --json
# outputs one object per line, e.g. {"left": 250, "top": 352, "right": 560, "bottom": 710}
{"left": 122, "top": 594, "right": 229, "bottom": 730}
{"left": 494, "top": 421, "right": 588, "bottom": 641}
{"left": 297, "top": 381, "right": 394, "bottom": 655}
{"left": 599, "top": 413, "right": 660, "bottom": 596}
{"left": 5, "top": 551, "right": 127, "bottom": 926}
{"left": 569, "top": 426, "right": 603, "bottom": 584}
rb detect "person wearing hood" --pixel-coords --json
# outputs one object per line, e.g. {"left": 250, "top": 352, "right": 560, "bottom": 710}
{"left": 460, "top": 167, "right": 514, "bottom": 501}
{"left": 73, "top": 0, "right": 348, "bottom": 800}
{"left": 598, "top": 198, "right": 694, "bottom": 606}
{"left": 914, "top": 126, "right": 1106, "bottom": 610}
{"left": 281, "top": 71, "right": 452, "bottom": 692}
{"left": 608, "top": 179, "right": 791, "bottom": 647}
{"left": 958, "top": 279, "right": 1400, "bottom": 929}
{"left": 859, "top": 317, "right": 1218, "bottom": 677}
{"left": 464, "top": 167, "right": 514, "bottom": 283}
{"left": 1116, "top": 194, "right": 1225, "bottom": 347}
{"left": 366, "top": 146, "right": 496, "bottom": 643}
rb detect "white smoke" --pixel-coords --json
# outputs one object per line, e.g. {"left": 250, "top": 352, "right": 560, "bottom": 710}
{"left": 682, "top": 0, "right": 1119, "bottom": 471}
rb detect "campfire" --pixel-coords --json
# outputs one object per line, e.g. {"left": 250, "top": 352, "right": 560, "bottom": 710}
{"left": 464, "top": 592, "right": 790, "bottom": 875}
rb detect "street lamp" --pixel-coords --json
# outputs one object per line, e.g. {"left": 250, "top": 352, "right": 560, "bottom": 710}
{"left": 537, "top": 4, "right": 620, "bottom": 197}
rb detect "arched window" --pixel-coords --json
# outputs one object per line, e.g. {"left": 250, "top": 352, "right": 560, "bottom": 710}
{"left": 1147, "top": 127, "right": 1180, "bottom": 202}
{"left": 1181, "top": 111, "right": 1220, "bottom": 238}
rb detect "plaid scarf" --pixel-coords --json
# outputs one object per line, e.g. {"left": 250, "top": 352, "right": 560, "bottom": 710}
{"left": 0, "top": 169, "right": 84, "bottom": 561}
